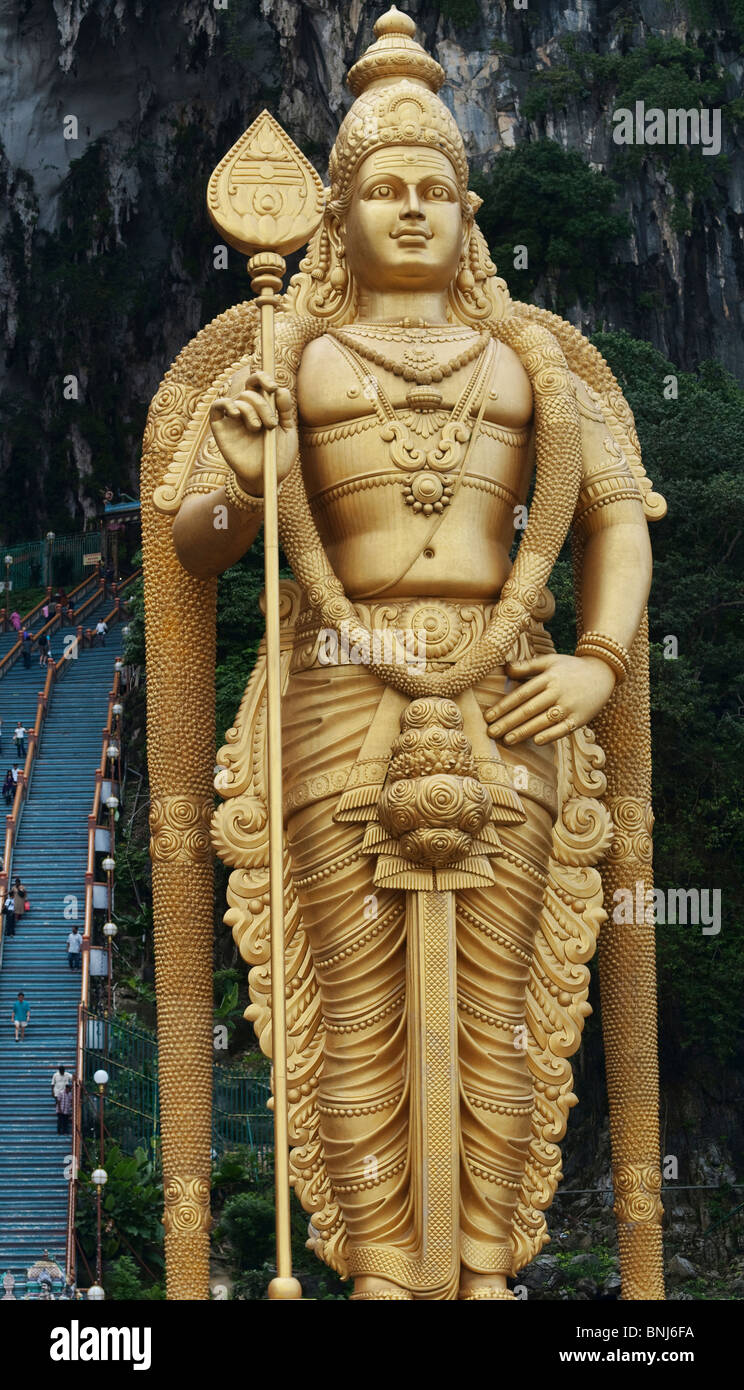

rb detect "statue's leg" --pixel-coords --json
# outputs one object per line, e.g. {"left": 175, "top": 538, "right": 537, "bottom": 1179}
{"left": 286, "top": 795, "right": 411, "bottom": 1296}
{"left": 457, "top": 722, "right": 556, "bottom": 1296}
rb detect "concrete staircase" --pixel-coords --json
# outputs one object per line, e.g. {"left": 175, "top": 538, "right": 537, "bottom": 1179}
{"left": 0, "top": 603, "right": 123, "bottom": 1281}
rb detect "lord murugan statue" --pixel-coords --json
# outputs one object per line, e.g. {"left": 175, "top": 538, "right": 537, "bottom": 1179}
{"left": 142, "top": 8, "right": 667, "bottom": 1300}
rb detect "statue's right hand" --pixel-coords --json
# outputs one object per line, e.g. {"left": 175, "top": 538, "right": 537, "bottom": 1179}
{"left": 210, "top": 370, "right": 297, "bottom": 496}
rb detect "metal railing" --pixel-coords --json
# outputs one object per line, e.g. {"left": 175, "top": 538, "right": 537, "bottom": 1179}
{"left": 0, "top": 571, "right": 102, "bottom": 679}
{"left": 67, "top": 666, "right": 121, "bottom": 1282}
{"left": 78, "top": 1006, "right": 273, "bottom": 1157}
{"left": 0, "top": 634, "right": 83, "bottom": 959}
{"left": 0, "top": 666, "right": 53, "bottom": 961}
{"left": 0, "top": 530, "right": 104, "bottom": 599}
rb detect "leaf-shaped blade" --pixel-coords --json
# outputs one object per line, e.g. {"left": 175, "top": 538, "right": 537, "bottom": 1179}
{"left": 207, "top": 109, "right": 325, "bottom": 257}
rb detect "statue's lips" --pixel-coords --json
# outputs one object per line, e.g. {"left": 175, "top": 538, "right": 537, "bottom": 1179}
{"left": 393, "top": 232, "right": 432, "bottom": 248}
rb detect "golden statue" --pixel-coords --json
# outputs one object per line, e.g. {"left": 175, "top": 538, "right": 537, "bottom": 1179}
{"left": 142, "top": 8, "right": 667, "bottom": 1301}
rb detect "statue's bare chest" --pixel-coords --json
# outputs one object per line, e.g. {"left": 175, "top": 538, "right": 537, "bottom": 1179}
{"left": 297, "top": 329, "right": 534, "bottom": 519}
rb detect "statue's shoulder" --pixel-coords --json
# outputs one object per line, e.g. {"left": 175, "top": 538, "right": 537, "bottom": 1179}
{"left": 492, "top": 337, "right": 533, "bottom": 428}
{"left": 296, "top": 333, "right": 368, "bottom": 427}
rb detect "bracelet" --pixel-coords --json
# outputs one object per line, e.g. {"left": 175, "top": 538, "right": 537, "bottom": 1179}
{"left": 575, "top": 631, "right": 631, "bottom": 683}
{"left": 224, "top": 471, "right": 264, "bottom": 513}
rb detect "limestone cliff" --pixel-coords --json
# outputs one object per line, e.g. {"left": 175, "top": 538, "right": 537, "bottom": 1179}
{"left": 0, "top": 0, "right": 742, "bottom": 533}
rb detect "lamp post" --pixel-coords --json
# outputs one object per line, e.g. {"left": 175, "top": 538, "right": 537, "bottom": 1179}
{"left": 112, "top": 702, "right": 123, "bottom": 736}
{"left": 92, "top": 1068, "right": 109, "bottom": 1291}
{"left": 106, "top": 740, "right": 120, "bottom": 801}
{"left": 45, "top": 531, "right": 55, "bottom": 590}
{"left": 102, "top": 920, "right": 117, "bottom": 1016}
{"left": 91, "top": 1146, "right": 108, "bottom": 1289}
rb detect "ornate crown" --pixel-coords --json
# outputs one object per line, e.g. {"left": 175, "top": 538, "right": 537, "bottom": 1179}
{"left": 329, "top": 6, "right": 470, "bottom": 205}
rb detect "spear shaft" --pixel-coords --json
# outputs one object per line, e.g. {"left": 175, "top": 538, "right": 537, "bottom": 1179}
{"left": 249, "top": 254, "right": 302, "bottom": 1301}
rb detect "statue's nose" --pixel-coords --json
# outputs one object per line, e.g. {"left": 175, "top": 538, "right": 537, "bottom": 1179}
{"left": 401, "top": 186, "right": 424, "bottom": 218}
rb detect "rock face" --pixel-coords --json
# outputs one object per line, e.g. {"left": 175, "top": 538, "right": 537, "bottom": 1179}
{"left": 0, "top": 0, "right": 742, "bottom": 532}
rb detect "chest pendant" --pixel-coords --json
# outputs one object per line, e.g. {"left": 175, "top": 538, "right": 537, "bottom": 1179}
{"left": 330, "top": 331, "right": 494, "bottom": 516}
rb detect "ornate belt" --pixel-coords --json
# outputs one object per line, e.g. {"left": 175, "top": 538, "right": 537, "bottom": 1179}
{"left": 290, "top": 595, "right": 554, "bottom": 675}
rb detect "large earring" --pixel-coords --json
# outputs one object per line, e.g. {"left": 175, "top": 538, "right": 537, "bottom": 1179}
{"left": 307, "top": 218, "right": 354, "bottom": 321}
{"left": 449, "top": 222, "right": 509, "bottom": 324}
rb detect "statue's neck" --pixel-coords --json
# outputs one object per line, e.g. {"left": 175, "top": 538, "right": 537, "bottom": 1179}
{"left": 355, "top": 288, "right": 450, "bottom": 325}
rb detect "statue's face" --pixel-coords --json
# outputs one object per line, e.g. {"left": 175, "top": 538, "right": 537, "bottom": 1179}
{"left": 343, "top": 146, "right": 464, "bottom": 294}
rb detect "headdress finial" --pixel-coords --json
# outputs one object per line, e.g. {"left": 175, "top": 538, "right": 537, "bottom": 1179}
{"left": 347, "top": 6, "right": 445, "bottom": 98}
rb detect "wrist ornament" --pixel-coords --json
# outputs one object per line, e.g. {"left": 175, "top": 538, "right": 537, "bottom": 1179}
{"left": 224, "top": 471, "right": 264, "bottom": 514}
{"left": 575, "top": 631, "right": 631, "bottom": 684}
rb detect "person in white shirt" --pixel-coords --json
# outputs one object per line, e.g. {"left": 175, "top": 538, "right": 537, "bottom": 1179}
{"left": 66, "top": 925, "right": 82, "bottom": 970}
{"left": 10, "top": 764, "right": 19, "bottom": 785}
{"left": 95, "top": 620, "right": 108, "bottom": 647}
{"left": 51, "top": 1064, "right": 69, "bottom": 1100}
{"left": 14, "top": 723, "right": 26, "bottom": 756}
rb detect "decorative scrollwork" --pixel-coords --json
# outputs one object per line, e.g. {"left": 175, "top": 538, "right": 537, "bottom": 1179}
{"left": 163, "top": 1176, "right": 212, "bottom": 1234}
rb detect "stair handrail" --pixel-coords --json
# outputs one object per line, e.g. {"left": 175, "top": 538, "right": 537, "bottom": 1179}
{"left": 0, "top": 663, "right": 55, "bottom": 965}
{"left": 0, "top": 581, "right": 109, "bottom": 680}
{"left": 99, "top": 567, "right": 143, "bottom": 632}
{"left": 66, "top": 665, "right": 122, "bottom": 1285}
{"left": 0, "top": 552, "right": 106, "bottom": 631}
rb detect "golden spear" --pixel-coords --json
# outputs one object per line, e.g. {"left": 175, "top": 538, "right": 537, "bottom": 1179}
{"left": 207, "top": 111, "right": 324, "bottom": 1300}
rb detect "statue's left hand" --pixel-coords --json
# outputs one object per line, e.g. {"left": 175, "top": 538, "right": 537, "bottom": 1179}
{"left": 484, "top": 654, "right": 616, "bottom": 745}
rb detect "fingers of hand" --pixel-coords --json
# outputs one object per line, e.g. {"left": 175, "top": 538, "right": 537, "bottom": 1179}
{"left": 235, "top": 391, "right": 278, "bottom": 429}
{"left": 535, "top": 718, "right": 575, "bottom": 745}
{"left": 505, "top": 657, "right": 552, "bottom": 678}
{"left": 485, "top": 676, "right": 549, "bottom": 727}
{"left": 243, "top": 370, "right": 276, "bottom": 394}
{"left": 504, "top": 705, "right": 571, "bottom": 745}
{"left": 488, "top": 688, "right": 556, "bottom": 739}
{"left": 275, "top": 387, "right": 295, "bottom": 431}
{"left": 210, "top": 396, "right": 239, "bottom": 423}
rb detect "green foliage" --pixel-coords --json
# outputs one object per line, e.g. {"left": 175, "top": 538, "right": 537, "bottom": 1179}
{"left": 590, "top": 331, "right": 744, "bottom": 1063}
{"left": 523, "top": 34, "right": 730, "bottom": 214}
{"left": 212, "top": 1155, "right": 351, "bottom": 1300}
{"left": 105, "top": 1255, "right": 165, "bottom": 1301}
{"left": 216, "top": 1190, "right": 276, "bottom": 1266}
{"left": 436, "top": 0, "right": 480, "bottom": 25}
{"left": 525, "top": 35, "right": 725, "bottom": 120}
{"left": 554, "top": 1242, "right": 617, "bottom": 1288}
{"left": 214, "top": 974, "right": 243, "bottom": 1037}
{"left": 77, "top": 1144, "right": 164, "bottom": 1293}
{"left": 472, "top": 142, "right": 629, "bottom": 312}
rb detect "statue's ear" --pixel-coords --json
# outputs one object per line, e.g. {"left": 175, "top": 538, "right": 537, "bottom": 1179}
{"left": 326, "top": 206, "right": 346, "bottom": 257}
{"left": 467, "top": 189, "right": 483, "bottom": 215}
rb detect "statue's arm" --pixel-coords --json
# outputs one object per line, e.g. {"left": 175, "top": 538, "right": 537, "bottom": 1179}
{"left": 172, "top": 367, "right": 298, "bottom": 579}
{"left": 485, "top": 377, "right": 651, "bottom": 745}
{"left": 172, "top": 488, "right": 263, "bottom": 579}
{"left": 571, "top": 377, "right": 652, "bottom": 648}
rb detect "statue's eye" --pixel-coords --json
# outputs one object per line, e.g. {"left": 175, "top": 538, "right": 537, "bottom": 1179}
{"left": 427, "top": 185, "right": 451, "bottom": 200}
{"left": 369, "top": 184, "right": 395, "bottom": 199}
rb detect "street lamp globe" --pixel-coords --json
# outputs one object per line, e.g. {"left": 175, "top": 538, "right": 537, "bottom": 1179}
{"left": 93, "top": 1069, "right": 109, "bottom": 1087}
{"left": 106, "top": 794, "right": 119, "bottom": 811}
{"left": 91, "top": 1168, "right": 108, "bottom": 1187}
{"left": 102, "top": 922, "right": 118, "bottom": 939}
{"left": 87, "top": 1285, "right": 105, "bottom": 1301}
{"left": 102, "top": 856, "right": 115, "bottom": 872}
{"left": 106, "top": 743, "right": 119, "bottom": 761}
{"left": 112, "top": 703, "right": 123, "bottom": 717}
